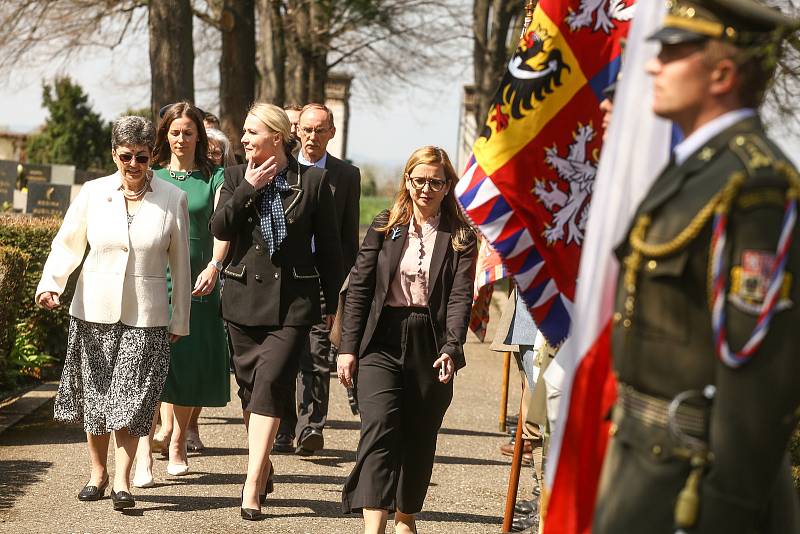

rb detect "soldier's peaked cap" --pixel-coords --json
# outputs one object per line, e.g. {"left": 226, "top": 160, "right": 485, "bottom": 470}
{"left": 649, "top": 0, "right": 797, "bottom": 46}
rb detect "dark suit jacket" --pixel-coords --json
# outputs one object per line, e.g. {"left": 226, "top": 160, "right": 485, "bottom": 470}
{"left": 210, "top": 158, "right": 344, "bottom": 327}
{"left": 339, "top": 210, "right": 477, "bottom": 370}
{"left": 324, "top": 153, "right": 361, "bottom": 273}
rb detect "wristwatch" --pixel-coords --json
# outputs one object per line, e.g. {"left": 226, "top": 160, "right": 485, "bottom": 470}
{"left": 209, "top": 259, "right": 224, "bottom": 271}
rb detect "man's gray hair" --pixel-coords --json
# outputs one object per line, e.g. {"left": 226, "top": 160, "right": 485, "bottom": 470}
{"left": 111, "top": 115, "right": 155, "bottom": 150}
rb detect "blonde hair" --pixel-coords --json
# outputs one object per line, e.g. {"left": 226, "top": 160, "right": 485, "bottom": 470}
{"left": 247, "top": 102, "right": 296, "bottom": 153}
{"left": 378, "top": 146, "right": 474, "bottom": 251}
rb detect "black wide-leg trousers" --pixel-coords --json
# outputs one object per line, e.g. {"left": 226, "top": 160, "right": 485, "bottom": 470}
{"left": 342, "top": 306, "right": 453, "bottom": 515}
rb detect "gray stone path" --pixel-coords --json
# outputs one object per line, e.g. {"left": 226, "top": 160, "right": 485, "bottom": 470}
{"left": 0, "top": 335, "right": 531, "bottom": 533}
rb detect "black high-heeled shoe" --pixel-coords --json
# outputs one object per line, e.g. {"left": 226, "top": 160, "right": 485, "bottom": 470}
{"left": 259, "top": 463, "right": 275, "bottom": 505}
{"left": 241, "top": 486, "right": 264, "bottom": 521}
{"left": 78, "top": 476, "right": 109, "bottom": 501}
{"left": 110, "top": 489, "right": 136, "bottom": 511}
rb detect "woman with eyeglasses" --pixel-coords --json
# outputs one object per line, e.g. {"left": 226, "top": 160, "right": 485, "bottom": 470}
{"left": 132, "top": 102, "right": 231, "bottom": 485}
{"left": 210, "top": 102, "right": 344, "bottom": 521}
{"left": 35, "top": 116, "right": 191, "bottom": 511}
{"left": 337, "top": 146, "right": 477, "bottom": 534}
{"left": 206, "top": 127, "right": 237, "bottom": 168}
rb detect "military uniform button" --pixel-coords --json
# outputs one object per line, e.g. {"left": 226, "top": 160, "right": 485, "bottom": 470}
{"left": 652, "top": 444, "right": 663, "bottom": 457}
{"left": 647, "top": 260, "right": 657, "bottom": 271}
{"left": 273, "top": 272, "right": 280, "bottom": 279}
{"left": 609, "top": 423, "right": 618, "bottom": 436}
{"left": 735, "top": 136, "right": 746, "bottom": 146}
{"left": 254, "top": 274, "right": 262, "bottom": 282}
{"left": 623, "top": 319, "right": 632, "bottom": 328}
{"left": 613, "top": 312, "right": 622, "bottom": 324}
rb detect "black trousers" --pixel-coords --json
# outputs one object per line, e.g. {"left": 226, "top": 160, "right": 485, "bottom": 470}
{"left": 342, "top": 307, "right": 453, "bottom": 514}
{"left": 278, "top": 320, "right": 332, "bottom": 438}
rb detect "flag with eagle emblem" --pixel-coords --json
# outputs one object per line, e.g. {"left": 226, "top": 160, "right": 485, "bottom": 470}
{"left": 456, "top": 0, "right": 635, "bottom": 345}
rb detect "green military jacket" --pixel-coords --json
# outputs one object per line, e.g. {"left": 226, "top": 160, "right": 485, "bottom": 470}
{"left": 594, "top": 116, "right": 800, "bottom": 533}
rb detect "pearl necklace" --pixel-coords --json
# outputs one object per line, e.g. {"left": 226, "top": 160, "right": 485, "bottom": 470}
{"left": 122, "top": 177, "right": 151, "bottom": 200}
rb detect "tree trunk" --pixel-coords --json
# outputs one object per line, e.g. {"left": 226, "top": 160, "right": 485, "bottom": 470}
{"left": 285, "top": 0, "right": 311, "bottom": 105}
{"left": 472, "top": 0, "right": 519, "bottom": 130}
{"left": 255, "top": 0, "right": 286, "bottom": 106}
{"left": 219, "top": 0, "right": 256, "bottom": 157}
{"left": 149, "top": 0, "right": 195, "bottom": 120}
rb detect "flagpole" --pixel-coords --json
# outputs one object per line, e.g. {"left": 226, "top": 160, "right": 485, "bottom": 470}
{"left": 501, "top": 6, "right": 540, "bottom": 532}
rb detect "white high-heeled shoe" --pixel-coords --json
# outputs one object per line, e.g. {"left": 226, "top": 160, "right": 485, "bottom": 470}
{"left": 166, "top": 463, "right": 190, "bottom": 476}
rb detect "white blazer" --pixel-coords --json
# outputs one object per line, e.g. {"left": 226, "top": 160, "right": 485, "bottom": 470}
{"left": 35, "top": 172, "right": 191, "bottom": 335}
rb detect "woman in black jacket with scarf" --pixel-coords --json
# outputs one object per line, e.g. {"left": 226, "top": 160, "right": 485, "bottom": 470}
{"left": 337, "top": 146, "right": 477, "bottom": 534}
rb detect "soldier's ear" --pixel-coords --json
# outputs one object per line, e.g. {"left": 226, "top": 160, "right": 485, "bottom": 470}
{"left": 709, "top": 58, "right": 737, "bottom": 97}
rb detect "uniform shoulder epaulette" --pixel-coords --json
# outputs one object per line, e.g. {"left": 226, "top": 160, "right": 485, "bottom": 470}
{"left": 728, "top": 133, "right": 775, "bottom": 176}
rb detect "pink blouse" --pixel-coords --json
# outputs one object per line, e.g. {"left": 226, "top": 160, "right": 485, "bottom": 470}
{"left": 386, "top": 214, "right": 440, "bottom": 307}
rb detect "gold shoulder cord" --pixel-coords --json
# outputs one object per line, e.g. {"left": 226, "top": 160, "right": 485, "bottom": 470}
{"left": 621, "top": 172, "right": 746, "bottom": 327}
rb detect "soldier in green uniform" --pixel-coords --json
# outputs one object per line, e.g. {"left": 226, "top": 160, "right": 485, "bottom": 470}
{"left": 593, "top": 0, "right": 800, "bottom": 532}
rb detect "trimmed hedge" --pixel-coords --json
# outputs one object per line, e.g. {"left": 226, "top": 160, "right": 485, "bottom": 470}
{"left": 0, "top": 245, "right": 30, "bottom": 387}
{"left": 0, "top": 215, "right": 77, "bottom": 365}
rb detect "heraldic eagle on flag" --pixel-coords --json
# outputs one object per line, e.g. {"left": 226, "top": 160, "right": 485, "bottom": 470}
{"left": 456, "top": 0, "right": 634, "bottom": 345}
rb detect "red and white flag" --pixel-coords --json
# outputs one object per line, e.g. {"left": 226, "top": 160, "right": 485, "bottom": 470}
{"left": 542, "top": 2, "right": 672, "bottom": 532}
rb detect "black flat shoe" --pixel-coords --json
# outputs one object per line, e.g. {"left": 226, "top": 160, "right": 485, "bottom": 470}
{"left": 110, "top": 489, "right": 135, "bottom": 511}
{"left": 77, "top": 477, "right": 109, "bottom": 501}
{"left": 259, "top": 462, "right": 275, "bottom": 505}
{"left": 514, "top": 498, "right": 537, "bottom": 515}
{"left": 241, "top": 507, "right": 265, "bottom": 521}
{"left": 272, "top": 433, "right": 294, "bottom": 454}
{"left": 295, "top": 428, "right": 324, "bottom": 456}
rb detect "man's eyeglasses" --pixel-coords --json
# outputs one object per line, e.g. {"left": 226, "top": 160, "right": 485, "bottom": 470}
{"left": 300, "top": 126, "right": 332, "bottom": 136}
{"left": 116, "top": 152, "right": 151, "bottom": 164}
{"left": 407, "top": 175, "right": 446, "bottom": 192}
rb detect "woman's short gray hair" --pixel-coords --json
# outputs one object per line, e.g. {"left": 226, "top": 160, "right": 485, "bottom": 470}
{"left": 111, "top": 115, "right": 155, "bottom": 150}
{"left": 206, "top": 128, "right": 237, "bottom": 168}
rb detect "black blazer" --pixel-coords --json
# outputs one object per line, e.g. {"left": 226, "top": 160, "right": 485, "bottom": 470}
{"left": 339, "top": 210, "right": 477, "bottom": 370}
{"left": 210, "top": 158, "right": 344, "bottom": 327}
{"left": 324, "top": 153, "right": 361, "bottom": 273}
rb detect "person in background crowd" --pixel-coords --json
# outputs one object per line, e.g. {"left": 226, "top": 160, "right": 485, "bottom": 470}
{"left": 204, "top": 112, "right": 221, "bottom": 131}
{"left": 35, "top": 115, "right": 190, "bottom": 511}
{"left": 207, "top": 128, "right": 237, "bottom": 168}
{"left": 593, "top": 1, "right": 800, "bottom": 532}
{"left": 337, "top": 146, "right": 476, "bottom": 534}
{"left": 274, "top": 103, "right": 361, "bottom": 456}
{"left": 133, "top": 102, "right": 230, "bottom": 486}
{"left": 284, "top": 105, "right": 303, "bottom": 141}
{"left": 210, "top": 103, "right": 344, "bottom": 521}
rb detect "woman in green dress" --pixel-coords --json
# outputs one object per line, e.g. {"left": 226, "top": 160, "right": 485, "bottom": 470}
{"left": 133, "top": 102, "right": 230, "bottom": 486}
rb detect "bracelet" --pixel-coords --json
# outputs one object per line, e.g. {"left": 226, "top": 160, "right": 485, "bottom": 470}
{"left": 209, "top": 259, "right": 224, "bottom": 271}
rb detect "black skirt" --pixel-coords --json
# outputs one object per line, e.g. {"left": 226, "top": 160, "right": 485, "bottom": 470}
{"left": 227, "top": 321, "right": 310, "bottom": 419}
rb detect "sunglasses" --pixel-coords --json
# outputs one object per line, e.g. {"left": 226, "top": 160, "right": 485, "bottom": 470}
{"left": 117, "top": 152, "right": 151, "bottom": 164}
{"left": 407, "top": 176, "right": 446, "bottom": 192}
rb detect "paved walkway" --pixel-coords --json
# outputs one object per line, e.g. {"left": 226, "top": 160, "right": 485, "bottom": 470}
{"left": 0, "top": 334, "right": 530, "bottom": 533}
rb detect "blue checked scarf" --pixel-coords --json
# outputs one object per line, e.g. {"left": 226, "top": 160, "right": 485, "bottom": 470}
{"left": 259, "top": 168, "right": 291, "bottom": 256}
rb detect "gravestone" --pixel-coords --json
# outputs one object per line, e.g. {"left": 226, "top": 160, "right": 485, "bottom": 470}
{"left": 21, "top": 163, "right": 52, "bottom": 185}
{"left": 0, "top": 160, "right": 15, "bottom": 207}
{"left": 26, "top": 182, "right": 71, "bottom": 217}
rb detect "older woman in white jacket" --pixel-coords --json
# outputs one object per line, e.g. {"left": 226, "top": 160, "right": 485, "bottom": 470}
{"left": 35, "top": 115, "right": 191, "bottom": 512}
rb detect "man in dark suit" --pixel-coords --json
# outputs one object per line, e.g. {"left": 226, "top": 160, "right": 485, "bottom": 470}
{"left": 593, "top": 1, "right": 800, "bottom": 532}
{"left": 275, "top": 103, "right": 361, "bottom": 455}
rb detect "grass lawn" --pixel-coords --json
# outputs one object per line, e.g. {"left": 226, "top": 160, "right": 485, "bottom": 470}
{"left": 360, "top": 196, "right": 393, "bottom": 226}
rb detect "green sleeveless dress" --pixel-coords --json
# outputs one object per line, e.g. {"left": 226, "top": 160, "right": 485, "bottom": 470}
{"left": 155, "top": 165, "right": 230, "bottom": 407}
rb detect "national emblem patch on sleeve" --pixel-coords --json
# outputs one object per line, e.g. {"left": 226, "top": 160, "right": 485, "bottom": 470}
{"left": 729, "top": 250, "right": 793, "bottom": 314}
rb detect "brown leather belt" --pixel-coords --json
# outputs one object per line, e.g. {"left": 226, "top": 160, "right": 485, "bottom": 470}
{"left": 617, "top": 383, "right": 708, "bottom": 438}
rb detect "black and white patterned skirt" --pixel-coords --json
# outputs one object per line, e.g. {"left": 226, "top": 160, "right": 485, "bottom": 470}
{"left": 54, "top": 317, "right": 171, "bottom": 437}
